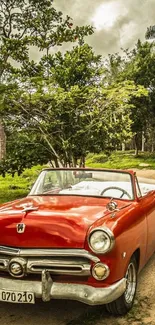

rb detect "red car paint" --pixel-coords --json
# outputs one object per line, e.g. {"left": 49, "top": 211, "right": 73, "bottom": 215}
{"left": 0, "top": 168, "right": 155, "bottom": 289}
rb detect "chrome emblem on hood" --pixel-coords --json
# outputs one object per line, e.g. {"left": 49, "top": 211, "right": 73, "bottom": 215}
{"left": 17, "top": 223, "right": 26, "bottom": 234}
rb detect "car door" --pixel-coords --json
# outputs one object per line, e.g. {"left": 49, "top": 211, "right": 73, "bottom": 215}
{"left": 136, "top": 177, "right": 155, "bottom": 260}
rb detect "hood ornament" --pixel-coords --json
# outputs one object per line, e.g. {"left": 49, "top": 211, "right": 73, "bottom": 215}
{"left": 22, "top": 206, "right": 38, "bottom": 212}
{"left": 17, "top": 203, "right": 38, "bottom": 213}
{"left": 17, "top": 223, "right": 26, "bottom": 234}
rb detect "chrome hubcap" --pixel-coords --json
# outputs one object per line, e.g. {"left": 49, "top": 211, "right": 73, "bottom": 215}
{"left": 124, "top": 262, "right": 136, "bottom": 304}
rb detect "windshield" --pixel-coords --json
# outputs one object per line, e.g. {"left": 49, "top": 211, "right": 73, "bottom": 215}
{"left": 29, "top": 169, "right": 134, "bottom": 200}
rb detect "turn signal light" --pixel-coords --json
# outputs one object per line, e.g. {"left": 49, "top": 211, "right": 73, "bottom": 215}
{"left": 92, "top": 263, "right": 110, "bottom": 281}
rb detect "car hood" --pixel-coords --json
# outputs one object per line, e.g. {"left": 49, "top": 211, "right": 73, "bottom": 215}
{"left": 0, "top": 195, "right": 130, "bottom": 248}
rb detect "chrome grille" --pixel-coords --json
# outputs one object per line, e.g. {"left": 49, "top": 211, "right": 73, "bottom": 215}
{"left": 0, "top": 246, "right": 100, "bottom": 278}
{"left": 27, "top": 257, "right": 90, "bottom": 276}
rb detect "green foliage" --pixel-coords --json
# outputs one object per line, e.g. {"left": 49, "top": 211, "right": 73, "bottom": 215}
{"left": 87, "top": 153, "right": 108, "bottom": 164}
{"left": 145, "top": 26, "right": 155, "bottom": 40}
{"left": 1, "top": 44, "right": 103, "bottom": 171}
{"left": 41, "top": 44, "right": 103, "bottom": 89}
{"left": 124, "top": 41, "right": 155, "bottom": 153}
{"left": 0, "top": 165, "right": 45, "bottom": 204}
{"left": 0, "top": 0, "right": 93, "bottom": 74}
{"left": 0, "top": 1, "right": 154, "bottom": 175}
{"left": 0, "top": 175, "right": 29, "bottom": 204}
{"left": 103, "top": 41, "right": 155, "bottom": 154}
{"left": 1, "top": 74, "right": 148, "bottom": 175}
{"left": 0, "top": 0, "right": 94, "bottom": 174}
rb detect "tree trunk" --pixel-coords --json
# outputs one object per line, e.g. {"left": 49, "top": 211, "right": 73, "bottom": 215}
{"left": 0, "top": 122, "right": 6, "bottom": 160}
{"left": 122, "top": 143, "right": 125, "bottom": 151}
{"left": 73, "top": 157, "right": 78, "bottom": 167}
{"left": 53, "top": 157, "right": 60, "bottom": 167}
{"left": 134, "top": 134, "right": 139, "bottom": 156}
{"left": 79, "top": 156, "right": 85, "bottom": 167}
{"left": 141, "top": 131, "right": 145, "bottom": 152}
{"left": 151, "top": 142, "right": 154, "bottom": 152}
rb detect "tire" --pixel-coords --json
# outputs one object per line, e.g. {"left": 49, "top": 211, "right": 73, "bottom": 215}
{"left": 106, "top": 255, "right": 138, "bottom": 315}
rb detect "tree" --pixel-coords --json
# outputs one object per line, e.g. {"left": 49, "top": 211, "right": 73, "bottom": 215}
{"left": 120, "top": 41, "right": 155, "bottom": 154}
{"left": 0, "top": 0, "right": 93, "bottom": 160}
{"left": 1, "top": 72, "right": 148, "bottom": 173}
{"left": 40, "top": 44, "right": 103, "bottom": 89}
{"left": 102, "top": 41, "right": 154, "bottom": 155}
{"left": 145, "top": 26, "right": 155, "bottom": 40}
{"left": 1, "top": 44, "right": 103, "bottom": 169}
{"left": 0, "top": 0, "right": 93, "bottom": 72}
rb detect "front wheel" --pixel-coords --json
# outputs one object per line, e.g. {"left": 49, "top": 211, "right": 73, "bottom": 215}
{"left": 106, "top": 256, "right": 138, "bottom": 315}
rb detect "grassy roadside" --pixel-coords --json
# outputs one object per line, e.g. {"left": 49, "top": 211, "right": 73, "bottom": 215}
{"left": 0, "top": 165, "right": 45, "bottom": 204}
{"left": 86, "top": 151, "right": 155, "bottom": 169}
{"left": 1, "top": 151, "right": 155, "bottom": 204}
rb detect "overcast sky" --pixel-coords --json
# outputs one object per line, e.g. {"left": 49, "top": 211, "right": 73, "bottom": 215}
{"left": 53, "top": 0, "right": 154, "bottom": 57}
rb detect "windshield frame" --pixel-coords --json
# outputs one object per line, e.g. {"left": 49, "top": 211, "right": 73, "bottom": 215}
{"left": 29, "top": 168, "right": 135, "bottom": 201}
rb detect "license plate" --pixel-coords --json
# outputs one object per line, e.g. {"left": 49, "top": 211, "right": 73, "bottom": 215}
{"left": 0, "top": 290, "right": 35, "bottom": 304}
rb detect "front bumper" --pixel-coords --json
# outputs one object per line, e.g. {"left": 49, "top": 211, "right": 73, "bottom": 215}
{"left": 0, "top": 270, "right": 127, "bottom": 305}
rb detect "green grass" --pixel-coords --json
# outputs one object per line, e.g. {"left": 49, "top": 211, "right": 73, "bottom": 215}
{"left": 86, "top": 151, "right": 155, "bottom": 169}
{"left": 0, "top": 165, "right": 46, "bottom": 204}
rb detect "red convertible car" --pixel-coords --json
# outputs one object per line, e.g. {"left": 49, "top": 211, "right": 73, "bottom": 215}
{"left": 0, "top": 168, "right": 155, "bottom": 315}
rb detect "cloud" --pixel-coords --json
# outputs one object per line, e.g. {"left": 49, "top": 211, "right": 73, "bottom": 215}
{"left": 29, "top": 0, "right": 155, "bottom": 60}
{"left": 54, "top": 0, "right": 155, "bottom": 56}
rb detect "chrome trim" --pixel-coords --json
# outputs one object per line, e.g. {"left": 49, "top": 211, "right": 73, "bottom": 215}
{"left": 88, "top": 227, "right": 115, "bottom": 254}
{"left": 0, "top": 247, "right": 19, "bottom": 256}
{"left": 27, "top": 258, "right": 91, "bottom": 276}
{"left": 22, "top": 207, "right": 38, "bottom": 212}
{"left": 0, "top": 247, "right": 100, "bottom": 277}
{"left": 16, "top": 223, "right": 26, "bottom": 234}
{"left": 9, "top": 258, "right": 27, "bottom": 278}
{"left": 124, "top": 262, "right": 137, "bottom": 304}
{"left": 106, "top": 201, "right": 118, "bottom": 211}
{"left": 0, "top": 246, "right": 99, "bottom": 263}
{"left": 0, "top": 256, "right": 91, "bottom": 277}
{"left": 0, "top": 258, "right": 9, "bottom": 270}
{"left": 0, "top": 270, "right": 127, "bottom": 305}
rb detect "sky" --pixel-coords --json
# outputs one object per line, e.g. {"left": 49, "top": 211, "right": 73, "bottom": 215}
{"left": 53, "top": 0, "right": 155, "bottom": 57}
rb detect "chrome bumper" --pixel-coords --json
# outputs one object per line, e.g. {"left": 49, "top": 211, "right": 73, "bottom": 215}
{"left": 0, "top": 270, "right": 127, "bottom": 305}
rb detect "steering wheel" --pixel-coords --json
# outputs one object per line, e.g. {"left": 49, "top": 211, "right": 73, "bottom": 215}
{"left": 100, "top": 186, "right": 131, "bottom": 199}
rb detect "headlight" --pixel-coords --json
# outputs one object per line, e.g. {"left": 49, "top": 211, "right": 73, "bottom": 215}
{"left": 88, "top": 227, "right": 115, "bottom": 254}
